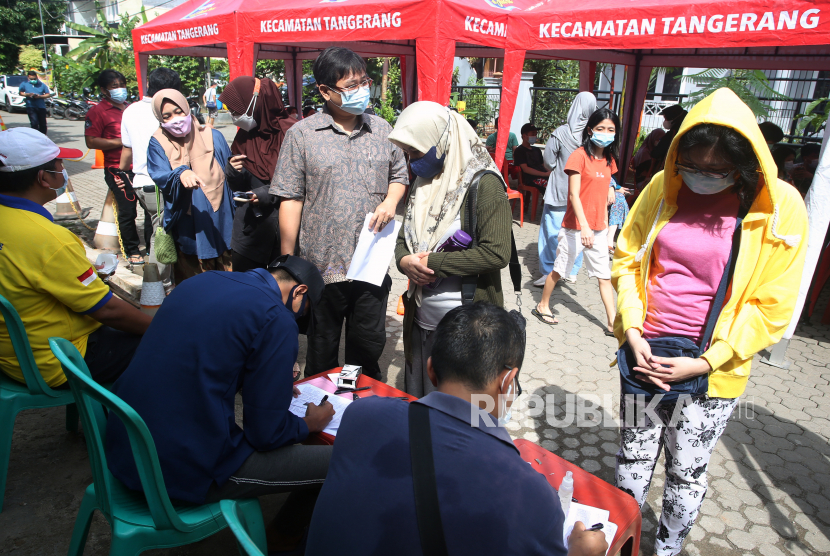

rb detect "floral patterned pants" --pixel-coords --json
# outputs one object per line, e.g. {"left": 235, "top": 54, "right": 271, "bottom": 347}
{"left": 615, "top": 395, "right": 739, "bottom": 556}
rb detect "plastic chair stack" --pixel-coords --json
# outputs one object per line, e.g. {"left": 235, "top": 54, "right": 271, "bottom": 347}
{"left": 0, "top": 293, "right": 79, "bottom": 513}
{"left": 48, "top": 337, "right": 267, "bottom": 556}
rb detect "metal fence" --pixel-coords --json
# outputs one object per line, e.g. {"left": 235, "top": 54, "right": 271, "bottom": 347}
{"left": 452, "top": 85, "right": 502, "bottom": 136}
{"left": 528, "top": 88, "right": 621, "bottom": 142}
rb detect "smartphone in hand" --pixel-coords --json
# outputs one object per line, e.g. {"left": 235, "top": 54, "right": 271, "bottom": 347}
{"left": 233, "top": 191, "right": 254, "bottom": 203}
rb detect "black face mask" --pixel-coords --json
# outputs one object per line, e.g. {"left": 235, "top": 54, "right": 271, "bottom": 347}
{"left": 287, "top": 285, "right": 307, "bottom": 321}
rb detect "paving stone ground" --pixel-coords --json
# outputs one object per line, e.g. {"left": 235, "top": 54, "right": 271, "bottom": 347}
{"left": 1, "top": 113, "right": 829, "bottom": 555}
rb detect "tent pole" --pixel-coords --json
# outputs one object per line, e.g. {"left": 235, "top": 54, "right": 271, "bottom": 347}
{"left": 495, "top": 49, "right": 526, "bottom": 173}
{"left": 415, "top": 37, "right": 454, "bottom": 104}
{"left": 135, "top": 52, "right": 149, "bottom": 97}
{"left": 579, "top": 62, "right": 596, "bottom": 93}
{"left": 619, "top": 56, "right": 650, "bottom": 186}
{"left": 762, "top": 129, "right": 830, "bottom": 366}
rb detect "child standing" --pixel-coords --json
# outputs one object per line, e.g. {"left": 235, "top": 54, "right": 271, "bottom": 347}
{"left": 534, "top": 107, "right": 619, "bottom": 335}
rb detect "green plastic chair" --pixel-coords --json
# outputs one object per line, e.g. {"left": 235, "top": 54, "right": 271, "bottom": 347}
{"left": 48, "top": 337, "right": 268, "bottom": 556}
{"left": 0, "top": 293, "right": 79, "bottom": 513}
{"left": 220, "top": 499, "right": 267, "bottom": 556}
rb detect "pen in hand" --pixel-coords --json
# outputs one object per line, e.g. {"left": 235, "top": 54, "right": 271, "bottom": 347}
{"left": 585, "top": 523, "right": 604, "bottom": 532}
{"left": 319, "top": 395, "right": 329, "bottom": 406}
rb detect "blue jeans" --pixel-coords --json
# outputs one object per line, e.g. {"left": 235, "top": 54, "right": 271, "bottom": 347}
{"left": 538, "top": 204, "right": 582, "bottom": 277}
{"left": 26, "top": 107, "right": 47, "bottom": 134}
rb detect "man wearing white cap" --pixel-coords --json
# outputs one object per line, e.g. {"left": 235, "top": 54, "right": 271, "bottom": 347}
{"left": 0, "top": 128, "right": 151, "bottom": 387}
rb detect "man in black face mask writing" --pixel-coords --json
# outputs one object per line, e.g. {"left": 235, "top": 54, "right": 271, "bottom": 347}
{"left": 105, "top": 255, "right": 335, "bottom": 552}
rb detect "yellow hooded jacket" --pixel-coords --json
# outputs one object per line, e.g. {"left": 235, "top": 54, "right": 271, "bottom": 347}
{"left": 612, "top": 88, "right": 808, "bottom": 399}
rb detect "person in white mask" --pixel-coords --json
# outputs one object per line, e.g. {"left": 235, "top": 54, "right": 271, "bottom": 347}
{"left": 272, "top": 46, "right": 408, "bottom": 380}
{"left": 146, "top": 89, "right": 235, "bottom": 281}
{"left": 305, "top": 302, "right": 609, "bottom": 556}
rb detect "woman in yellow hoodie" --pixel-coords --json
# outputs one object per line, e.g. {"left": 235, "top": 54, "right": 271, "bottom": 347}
{"left": 611, "top": 88, "right": 808, "bottom": 556}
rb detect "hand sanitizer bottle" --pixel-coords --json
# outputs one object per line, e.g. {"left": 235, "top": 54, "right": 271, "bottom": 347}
{"left": 559, "top": 471, "right": 574, "bottom": 517}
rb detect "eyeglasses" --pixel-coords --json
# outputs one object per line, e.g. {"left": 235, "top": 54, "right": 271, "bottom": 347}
{"left": 325, "top": 77, "right": 373, "bottom": 96}
{"left": 504, "top": 365, "right": 522, "bottom": 396}
{"left": 675, "top": 161, "right": 735, "bottom": 180}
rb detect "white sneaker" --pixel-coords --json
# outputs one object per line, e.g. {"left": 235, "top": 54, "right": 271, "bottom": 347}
{"left": 563, "top": 274, "right": 578, "bottom": 284}
{"left": 533, "top": 275, "right": 547, "bottom": 287}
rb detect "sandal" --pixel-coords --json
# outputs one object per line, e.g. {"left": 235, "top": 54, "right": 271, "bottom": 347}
{"left": 129, "top": 254, "right": 145, "bottom": 266}
{"left": 532, "top": 308, "right": 558, "bottom": 325}
{"left": 604, "top": 329, "right": 616, "bottom": 337}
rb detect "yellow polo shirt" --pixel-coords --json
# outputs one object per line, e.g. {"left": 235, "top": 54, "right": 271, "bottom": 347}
{"left": 0, "top": 194, "right": 111, "bottom": 387}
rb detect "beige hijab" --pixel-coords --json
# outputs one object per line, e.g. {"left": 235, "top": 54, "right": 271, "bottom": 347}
{"left": 151, "top": 89, "right": 225, "bottom": 212}
{"left": 389, "top": 101, "right": 505, "bottom": 304}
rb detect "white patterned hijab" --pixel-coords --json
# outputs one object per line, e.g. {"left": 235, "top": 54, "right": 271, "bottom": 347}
{"left": 389, "top": 101, "right": 505, "bottom": 255}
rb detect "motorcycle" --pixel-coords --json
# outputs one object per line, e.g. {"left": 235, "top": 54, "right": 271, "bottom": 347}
{"left": 45, "top": 97, "right": 71, "bottom": 119}
{"left": 187, "top": 91, "right": 206, "bottom": 125}
{"left": 64, "top": 90, "right": 94, "bottom": 121}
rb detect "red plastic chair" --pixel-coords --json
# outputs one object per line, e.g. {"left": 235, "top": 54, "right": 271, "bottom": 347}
{"left": 503, "top": 158, "right": 542, "bottom": 222}
{"left": 517, "top": 182, "right": 542, "bottom": 222}
{"left": 515, "top": 439, "right": 641, "bottom": 556}
{"left": 507, "top": 188, "right": 524, "bottom": 227}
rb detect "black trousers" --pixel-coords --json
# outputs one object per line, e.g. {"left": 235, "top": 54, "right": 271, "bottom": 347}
{"left": 27, "top": 107, "right": 47, "bottom": 134}
{"left": 83, "top": 325, "right": 143, "bottom": 383}
{"left": 104, "top": 170, "right": 151, "bottom": 258}
{"left": 305, "top": 275, "right": 392, "bottom": 380}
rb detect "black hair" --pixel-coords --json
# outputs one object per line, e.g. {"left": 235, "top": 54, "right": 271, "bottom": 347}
{"left": 27, "top": 70, "right": 37, "bottom": 77}
{"left": 0, "top": 159, "right": 57, "bottom": 194}
{"left": 758, "top": 122, "right": 784, "bottom": 144}
{"left": 98, "top": 69, "right": 126, "bottom": 90}
{"left": 676, "top": 124, "right": 760, "bottom": 210}
{"left": 494, "top": 117, "right": 499, "bottom": 127}
{"left": 303, "top": 106, "right": 317, "bottom": 117}
{"left": 581, "top": 107, "right": 620, "bottom": 166}
{"left": 430, "top": 303, "right": 525, "bottom": 391}
{"left": 801, "top": 143, "right": 821, "bottom": 159}
{"left": 772, "top": 145, "right": 796, "bottom": 178}
{"left": 270, "top": 268, "right": 295, "bottom": 283}
{"left": 288, "top": 106, "right": 298, "bottom": 114}
{"left": 313, "top": 47, "right": 366, "bottom": 88}
{"left": 147, "top": 68, "right": 182, "bottom": 97}
{"left": 520, "top": 123, "right": 536, "bottom": 136}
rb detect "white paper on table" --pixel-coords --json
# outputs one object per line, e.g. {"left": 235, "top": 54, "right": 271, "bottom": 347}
{"left": 288, "top": 383, "right": 351, "bottom": 437}
{"left": 345, "top": 214, "right": 402, "bottom": 287}
{"left": 562, "top": 502, "right": 617, "bottom": 555}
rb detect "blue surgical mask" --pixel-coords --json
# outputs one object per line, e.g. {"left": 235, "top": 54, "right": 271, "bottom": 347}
{"left": 336, "top": 85, "right": 370, "bottom": 115}
{"left": 287, "top": 285, "right": 307, "bottom": 321}
{"left": 44, "top": 168, "right": 69, "bottom": 197}
{"left": 497, "top": 376, "right": 516, "bottom": 426}
{"left": 29, "top": 79, "right": 38, "bottom": 85}
{"left": 109, "top": 88, "right": 128, "bottom": 104}
{"left": 590, "top": 132, "right": 615, "bottom": 148}
{"left": 410, "top": 147, "right": 446, "bottom": 179}
{"left": 680, "top": 169, "right": 736, "bottom": 195}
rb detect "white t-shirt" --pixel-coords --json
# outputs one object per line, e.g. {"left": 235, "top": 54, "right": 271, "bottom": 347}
{"left": 204, "top": 87, "right": 217, "bottom": 105}
{"left": 414, "top": 214, "right": 464, "bottom": 331}
{"left": 120, "top": 97, "right": 160, "bottom": 188}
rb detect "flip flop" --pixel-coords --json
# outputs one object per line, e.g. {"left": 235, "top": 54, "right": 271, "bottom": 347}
{"left": 129, "top": 255, "right": 145, "bottom": 266}
{"left": 604, "top": 329, "right": 616, "bottom": 337}
{"left": 532, "top": 308, "right": 558, "bottom": 325}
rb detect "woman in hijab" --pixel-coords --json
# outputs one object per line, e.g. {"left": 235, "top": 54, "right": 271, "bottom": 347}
{"left": 391, "top": 101, "right": 512, "bottom": 397}
{"left": 535, "top": 92, "right": 597, "bottom": 286}
{"left": 219, "top": 76, "right": 296, "bottom": 272}
{"left": 147, "top": 89, "right": 235, "bottom": 281}
{"left": 630, "top": 127, "right": 666, "bottom": 189}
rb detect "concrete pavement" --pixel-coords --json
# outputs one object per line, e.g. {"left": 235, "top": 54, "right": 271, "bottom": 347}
{"left": 0, "top": 112, "right": 829, "bottom": 555}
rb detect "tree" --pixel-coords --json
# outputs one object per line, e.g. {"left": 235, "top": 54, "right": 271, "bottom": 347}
{"left": 0, "top": 0, "right": 63, "bottom": 73}
{"left": 18, "top": 45, "right": 44, "bottom": 71}
{"left": 523, "top": 59, "right": 581, "bottom": 141}
{"left": 147, "top": 55, "right": 204, "bottom": 96}
{"left": 679, "top": 69, "right": 791, "bottom": 118}
{"left": 795, "top": 97, "right": 828, "bottom": 138}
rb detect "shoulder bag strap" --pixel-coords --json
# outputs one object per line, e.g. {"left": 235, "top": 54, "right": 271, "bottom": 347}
{"left": 699, "top": 206, "right": 749, "bottom": 352}
{"left": 409, "top": 403, "right": 450, "bottom": 556}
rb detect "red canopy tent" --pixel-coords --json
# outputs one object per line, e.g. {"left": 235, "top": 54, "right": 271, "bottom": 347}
{"left": 131, "top": 0, "right": 444, "bottom": 110}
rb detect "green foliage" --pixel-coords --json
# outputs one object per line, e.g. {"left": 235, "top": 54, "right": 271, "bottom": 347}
{"left": 52, "top": 55, "right": 94, "bottom": 94}
{"left": 679, "top": 69, "right": 791, "bottom": 118}
{"left": 378, "top": 97, "right": 396, "bottom": 125}
{"left": 256, "top": 59, "right": 284, "bottom": 81}
{"left": 795, "top": 97, "right": 828, "bottom": 136}
{"left": 523, "top": 60, "right": 581, "bottom": 141}
{"left": 366, "top": 58, "right": 402, "bottom": 109}
{"left": 524, "top": 59, "right": 579, "bottom": 90}
{"left": 18, "top": 45, "right": 44, "bottom": 71}
{"left": 147, "top": 55, "right": 204, "bottom": 96}
{"left": 0, "top": 0, "right": 63, "bottom": 73}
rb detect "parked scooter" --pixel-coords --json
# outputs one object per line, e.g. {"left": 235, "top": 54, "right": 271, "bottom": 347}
{"left": 187, "top": 91, "right": 206, "bottom": 125}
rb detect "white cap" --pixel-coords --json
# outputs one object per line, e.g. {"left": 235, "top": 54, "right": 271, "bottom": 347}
{"left": 0, "top": 128, "right": 83, "bottom": 172}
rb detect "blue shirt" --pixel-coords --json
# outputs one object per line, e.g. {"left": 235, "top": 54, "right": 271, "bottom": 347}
{"left": 306, "top": 392, "right": 568, "bottom": 556}
{"left": 105, "top": 269, "right": 308, "bottom": 504}
{"left": 147, "top": 128, "right": 235, "bottom": 259}
{"left": 18, "top": 80, "right": 50, "bottom": 109}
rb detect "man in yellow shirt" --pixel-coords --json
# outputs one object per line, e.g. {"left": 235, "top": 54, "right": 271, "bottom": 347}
{"left": 0, "top": 128, "right": 151, "bottom": 387}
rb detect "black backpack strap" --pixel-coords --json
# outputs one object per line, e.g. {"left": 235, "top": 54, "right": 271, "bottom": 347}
{"left": 409, "top": 403, "right": 450, "bottom": 556}
{"left": 699, "top": 206, "right": 748, "bottom": 352}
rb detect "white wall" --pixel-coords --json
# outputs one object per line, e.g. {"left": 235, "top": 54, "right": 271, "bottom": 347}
{"left": 453, "top": 58, "right": 476, "bottom": 86}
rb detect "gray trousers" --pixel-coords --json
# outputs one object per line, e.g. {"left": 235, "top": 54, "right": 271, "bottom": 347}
{"left": 405, "top": 322, "right": 439, "bottom": 398}
{"left": 134, "top": 185, "right": 173, "bottom": 290}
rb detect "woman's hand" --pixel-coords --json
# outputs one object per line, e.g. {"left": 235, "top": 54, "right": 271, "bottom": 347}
{"left": 250, "top": 193, "right": 260, "bottom": 205}
{"left": 400, "top": 252, "right": 434, "bottom": 286}
{"left": 369, "top": 199, "right": 397, "bottom": 233}
{"left": 580, "top": 228, "right": 595, "bottom": 249}
{"left": 229, "top": 154, "right": 247, "bottom": 171}
{"left": 633, "top": 356, "right": 711, "bottom": 391}
{"left": 625, "top": 327, "right": 654, "bottom": 369}
{"left": 620, "top": 187, "right": 632, "bottom": 196}
{"left": 607, "top": 187, "right": 616, "bottom": 205}
{"left": 180, "top": 170, "right": 203, "bottom": 189}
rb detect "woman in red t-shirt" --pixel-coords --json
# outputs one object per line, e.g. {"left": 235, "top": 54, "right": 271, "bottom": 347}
{"left": 534, "top": 108, "right": 619, "bottom": 333}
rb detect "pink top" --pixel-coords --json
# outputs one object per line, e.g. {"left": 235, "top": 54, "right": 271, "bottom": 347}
{"left": 643, "top": 185, "right": 740, "bottom": 344}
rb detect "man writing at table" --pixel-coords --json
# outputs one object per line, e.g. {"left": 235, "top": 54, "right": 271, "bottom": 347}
{"left": 105, "top": 255, "right": 334, "bottom": 552}
{"left": 305, "top": 303, "right": 608, "bottom": 556}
